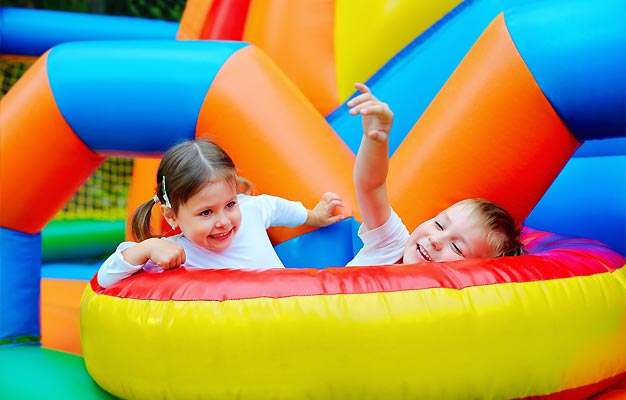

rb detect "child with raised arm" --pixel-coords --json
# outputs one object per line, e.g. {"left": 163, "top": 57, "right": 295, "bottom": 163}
{"left": 346, "top": 83, "right": 523, "bottom": 266}
{"left": 97, "top": 139, "right": 344, "bottom": 288}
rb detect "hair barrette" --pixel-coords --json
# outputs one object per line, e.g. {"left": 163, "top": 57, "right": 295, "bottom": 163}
{"left": 162, "top": 176, "right": 172, "bottom": 208}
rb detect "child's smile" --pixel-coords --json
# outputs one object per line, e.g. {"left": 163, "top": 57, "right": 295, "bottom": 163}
{"left": 165, "top": 179, "right": 242, "bottom": 253}
{"left": 403, "top": 203, "right": 492, "bottom": 263}
{"left": 416, "top": 243, "right": 432, "bottom": 262}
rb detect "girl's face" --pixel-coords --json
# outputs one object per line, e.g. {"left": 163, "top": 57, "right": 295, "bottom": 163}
{"left": 402, "top": 202, "right": 493, "bottom": 263}
{"left": 164, "top": 180, "right": 241, "bottom": 252}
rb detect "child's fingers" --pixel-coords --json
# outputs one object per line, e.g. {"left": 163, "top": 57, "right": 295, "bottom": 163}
{"left": 322, "top": 191, "right": 342, "bottom": 202}
{"left": 327, "top": 214, "right": 345, "bottom": 224}
{"left": 154, "top": 246, "right": 186, "bottom": 270}
{"left": 353, "top": 103, "right": 389, "bottom": 117}
{"left": 347, "top": 84, "right": 376, "bottom": 106}
{"left": 347, "top": 93, "right": 374, "bottom": 109}
{"left": 321, "top": 194, "right": 344, "bottom": 212}
{"left": 348, "top": 99, "right": 384, "bottom": 116}
{"left": 328, "top": 198, "right": 344, "bottom": 208}
{"left": 162, "top": 254, "right": 185, "bottom": 270}
{"left": 354, "top": 82, "right": 371, "bottom": 94}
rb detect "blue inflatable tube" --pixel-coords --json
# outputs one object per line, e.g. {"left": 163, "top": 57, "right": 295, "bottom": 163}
{"left": 0, "top": 228, "right": 41, "bottom": 343}
{"left": 525, "top": 155, "right": 626, "bottom": 255}
{"left": 47, "top": 40, "right": 248, "bottom": 153}
{"left": 0, "top": 6, "right": 178, "bottom": 56}
{"left": 505, "top": 0, "right": 626, "bottom": 140}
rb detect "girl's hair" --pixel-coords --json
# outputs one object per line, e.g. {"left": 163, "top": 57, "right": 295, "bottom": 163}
{"left": 130, "top": 140, "right": 247, "bottom": 241}
{"left": 459, "top": 198, "right": 525, "bottom": 257}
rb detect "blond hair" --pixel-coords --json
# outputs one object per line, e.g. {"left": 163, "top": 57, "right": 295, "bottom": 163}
{"left": 457, "top": 198, "right": 524, "bottom": 257}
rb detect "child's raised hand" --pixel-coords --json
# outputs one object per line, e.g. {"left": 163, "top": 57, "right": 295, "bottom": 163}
{"left": 122, "top": 238, "right": 186, "bottom": 270}
{"left": 347, "top": 83, "right": 393, "bottom": 143}
{"left": 306, "top": 192, "right": 345, "bottom": 227}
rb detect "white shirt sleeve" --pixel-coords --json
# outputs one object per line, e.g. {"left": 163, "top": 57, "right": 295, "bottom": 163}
{"left": 96, "top": 241, "right": 145, "bottom": 288}
{"left": 239, "top": 194, "right": 308, "bottom": 228}
{"left": 346, "top": 209, "right": 410, "bottom": 267}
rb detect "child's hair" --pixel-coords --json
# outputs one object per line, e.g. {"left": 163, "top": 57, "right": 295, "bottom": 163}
{"left": 458, "top": 198, "right": 525, "bottom": 257}
{"left": 130, "top": 139, "right": 245, "bottom": 241}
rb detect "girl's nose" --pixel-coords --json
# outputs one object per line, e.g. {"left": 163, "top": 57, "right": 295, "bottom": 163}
{"left": 214, "top": 212, "right": 229, "bottom": 227}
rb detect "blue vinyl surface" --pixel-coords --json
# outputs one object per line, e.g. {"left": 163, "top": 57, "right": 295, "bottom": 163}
{"left": 47, "top": 40, "right": 248, "bottom": 154}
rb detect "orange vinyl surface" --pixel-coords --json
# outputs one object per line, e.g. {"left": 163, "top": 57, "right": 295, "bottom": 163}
{"left": 0, "top": 52, "right": 105, "bottom": 234}
{"left": 243, "top": 0, "right": 338, "bottom": 116}
{"left": 176, "top": 0, "right": 215, "bottom": 40}
{"left": 388, "top": 14, "right": 580, "bottom": 230}
{"left": 40, "top": 278, "right": 88, "bottom": 355}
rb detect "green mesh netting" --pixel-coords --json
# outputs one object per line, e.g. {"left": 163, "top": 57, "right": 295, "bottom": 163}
{"left": 1, "top": 0, "right": 185, "bottom": 21}
{"left": 56, "top": 157, "right": 134, "bottom": 221}
{"left": 110, "top": 0, "right": 186, "bottom": 21}
{"left": 1, "top": 56, "right": 35, "bottom": 97}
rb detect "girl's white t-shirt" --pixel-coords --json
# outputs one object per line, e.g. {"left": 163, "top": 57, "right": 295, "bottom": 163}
{"left": 97, "top": 194, "right": 307, "bottom": 288}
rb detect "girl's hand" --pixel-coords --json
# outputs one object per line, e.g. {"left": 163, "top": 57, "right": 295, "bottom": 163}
{"left": 148, "top": 240, "right": 186, "bottom": 270}
{"left": 122, "top": 238, "right": 186, "bottom": 270}
{"left": 306, "top": 192, "right": 345, "bottom": 227}
{"left": 347, "top": 83, "right": 393, "bottom": 143}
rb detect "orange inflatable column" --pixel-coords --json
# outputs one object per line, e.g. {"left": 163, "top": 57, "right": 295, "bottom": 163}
{"left": 196, "top": 45, "right": 356, "bottom": 244}
{"left": 0, "top": 52, "right": 105, "bottom": 234}
{"left": 40, "top": 278, "right": 88, "bottom": 355}
{"left": 176, "top": 0, "right": 215, "bottom": 40}
{"left": 177, "top": 0, "right": 251, "bottom": 41}
{"left": 243, "top": 0, "right": 338, "bottom": 115}
{"left": 388, "top": 14, "right": 580, "bottom": 229}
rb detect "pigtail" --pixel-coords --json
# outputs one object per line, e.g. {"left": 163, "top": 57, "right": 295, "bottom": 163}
{"left": 130, "top": 200, "right": 158, "bottom": 242}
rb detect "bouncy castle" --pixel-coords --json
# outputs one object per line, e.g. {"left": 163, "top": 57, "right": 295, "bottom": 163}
{"left": 1, "top": 0, "right": 624, "bottom": 398}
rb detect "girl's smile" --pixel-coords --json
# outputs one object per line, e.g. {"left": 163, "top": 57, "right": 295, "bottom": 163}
{"left": 163, "top": 179, "right": 242, "bottom": 253}
{"left": 208, "top": 227, "right": 235, "bottom": 241}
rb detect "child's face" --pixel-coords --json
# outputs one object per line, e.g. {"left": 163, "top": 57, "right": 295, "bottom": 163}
{"left": 166, "top": 180, "right": 241, "bottom": 252}
{"left": 403, "top": 202, "right": 493, "bottom": 263}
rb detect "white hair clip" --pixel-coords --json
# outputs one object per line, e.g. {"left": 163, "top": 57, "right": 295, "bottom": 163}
{"left": 162, "top": 176, "right": 172, "bottom": 209}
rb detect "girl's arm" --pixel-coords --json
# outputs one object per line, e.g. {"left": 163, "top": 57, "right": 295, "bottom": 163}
{"left": 96, "top": 238, "right": 186, "bottom": 288}
{"left": 246, "top": 192, "right": 344, "bottom": 228}
{"left": 121, "top": 238, "right": 185, "bottom": 268}
{"left": 348, "top": 83, "right": 394, "bottom": 230}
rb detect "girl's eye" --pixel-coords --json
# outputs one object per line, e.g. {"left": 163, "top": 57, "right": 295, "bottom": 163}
{"left": 435, "top": 221, "right": 444, "bottom": 230}
{"left": 452, "top": 243, "right": 464, "bottom": 258}
{"left": 200, "top": 209, "right": 213, "bottom": 216}
{"left": 226, "top": 201, "right": 237, "bottom": 209}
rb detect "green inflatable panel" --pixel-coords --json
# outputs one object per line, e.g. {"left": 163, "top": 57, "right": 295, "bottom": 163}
{"left": 0, "top": 346, "right": 114, "bottom": 399}
{"left": 42, "top": 219, "right": 125, "bottom": 262}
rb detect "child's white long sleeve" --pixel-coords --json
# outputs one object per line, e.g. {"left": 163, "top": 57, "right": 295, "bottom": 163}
{"left": 97, "top": 242, "right": 145, "bottom": 288}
